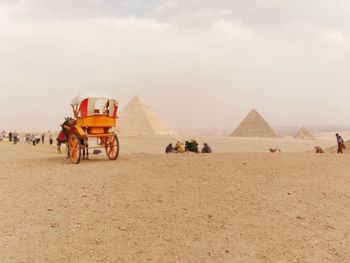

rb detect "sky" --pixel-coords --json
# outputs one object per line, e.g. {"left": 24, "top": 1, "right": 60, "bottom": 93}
{"left": 1, "top": 0, "right": 350, "bottom": 132}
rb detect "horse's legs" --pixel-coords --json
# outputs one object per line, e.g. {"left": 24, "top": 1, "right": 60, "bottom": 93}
{"left": 83, "top": 139, "right": 89, "bottom": 160}
{"left": 81, "top": 139, "right": 86, "bottom": 160}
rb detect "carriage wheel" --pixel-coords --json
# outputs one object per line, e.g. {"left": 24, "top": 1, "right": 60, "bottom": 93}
{"left": 105, "top": 133, "right": 119, "bottom": 160}
{"left": 69, "top": 134, "right": 81, "bottom": 164}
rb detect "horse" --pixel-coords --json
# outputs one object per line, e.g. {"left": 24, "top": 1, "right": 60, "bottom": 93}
{"left": 57, "top": 118, "right": 89, "bottom": 160}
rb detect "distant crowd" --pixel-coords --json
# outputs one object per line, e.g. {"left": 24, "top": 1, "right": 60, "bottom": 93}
{"left": 0, "top": 131, "right": 54, "bottom": 146}
{"left": 165, "top": 139, "right": 212, "bottom": 154}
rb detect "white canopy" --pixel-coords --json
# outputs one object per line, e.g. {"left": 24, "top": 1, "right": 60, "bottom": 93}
{"left": 71, "top": 92, "right": 116, "bottom": 105}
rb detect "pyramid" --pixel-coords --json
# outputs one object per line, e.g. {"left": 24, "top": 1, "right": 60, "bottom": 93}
{"left": 117, "top": 96, "right": 177, "bottom": 137}
{"left": 231, "top": 109, "right": 278, "bottom": 138}
{"left": 294, "top": 127, "right": 315, "bottom": 140}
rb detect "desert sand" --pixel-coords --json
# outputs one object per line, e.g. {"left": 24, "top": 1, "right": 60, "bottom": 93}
{"left": 1, "top": 137, "right": 350, "bottom": 263}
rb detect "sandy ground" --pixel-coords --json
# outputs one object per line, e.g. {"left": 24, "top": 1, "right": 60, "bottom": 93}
{"left": 119, "top": 135, "right": 335, "bottom": 154}
{"left": 1, "top": 140, "right": 350, "bottom": 262}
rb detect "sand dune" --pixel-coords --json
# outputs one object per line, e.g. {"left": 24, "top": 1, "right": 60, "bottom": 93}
{"left": 1, "top": 140, "right": 349, "bottom": 262}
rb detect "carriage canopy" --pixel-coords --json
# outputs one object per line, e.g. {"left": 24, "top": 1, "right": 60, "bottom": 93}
{"left": 71, "top": 92, "right": 118, "bottom": 118}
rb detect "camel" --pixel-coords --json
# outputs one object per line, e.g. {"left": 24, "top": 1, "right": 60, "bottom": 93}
{"left": 269, "top": 148, "right": 282, "bottom": 153}
{"left": 315, "top": 146, "right": 324, "bottom": 154}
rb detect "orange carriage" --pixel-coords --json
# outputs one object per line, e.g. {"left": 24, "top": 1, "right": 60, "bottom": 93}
{"left": 68, "top": 92, "right": 120, "bottom": 164}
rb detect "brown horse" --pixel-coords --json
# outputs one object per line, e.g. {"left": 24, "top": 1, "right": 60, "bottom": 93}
{"left": 57, "top": 118, "right": 89, "bottom": 160}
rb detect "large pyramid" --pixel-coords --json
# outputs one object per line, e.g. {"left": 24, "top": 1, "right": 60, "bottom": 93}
{"left": 117, "top": 96, "right": 177, "bottom": 137}
{"left": 231, "top": 109, "right": 278, "bottom": 138}
{"left": 294, "top": 127, "right": 315, "bottom": 140}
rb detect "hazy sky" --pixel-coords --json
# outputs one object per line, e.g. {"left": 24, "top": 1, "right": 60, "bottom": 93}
{"left": 1, "top": 0, "right": 350, "bottom": 132}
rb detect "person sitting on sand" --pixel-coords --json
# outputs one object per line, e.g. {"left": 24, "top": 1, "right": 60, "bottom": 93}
{"left": 185, "top": 141, "right": 190, "bottom": 152}
{"left": 336, "top": 133, "right": 345, "bottom": 154}
{"left": 165, "top": 143, "right": 175, "bottom": 154}
{"left": 315, "top": 146, "right": 324, "bottom": 154}
{"left": 174, "top": 140, "right": 186, "bottom": 153}
{"left": 201, "top": 143, "right": 212, "bottom": 153}
{"left": 185, "top": 139, "right": 199, "bottom": 153}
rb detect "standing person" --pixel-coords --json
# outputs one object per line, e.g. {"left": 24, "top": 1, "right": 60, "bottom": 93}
{"left": 13, "top": 131, "right": 18, "bottom": 144}
{"left": 48, "top": 131, "right": 53, "bottom": 145}
{"left": 35, "top": 134, "right": 40, "bottom": 144}
{"left": 41, "top": 133, "right": 45, "bottom": 144}
{"left": 0, "top": 130, "right": 4, "bottom": 141}
{"left": 336, "top": 133, "right": 345, "bottom": 154}
{"left": 9, "top": 132, "right": 12, "bottom": 142}
{"left": 31, "top": 134, "right": 36, "bottom": 146}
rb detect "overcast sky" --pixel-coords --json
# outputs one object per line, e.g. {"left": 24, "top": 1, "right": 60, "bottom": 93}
{"left": 1, "top": 0, "right": 350, "bottom": 132}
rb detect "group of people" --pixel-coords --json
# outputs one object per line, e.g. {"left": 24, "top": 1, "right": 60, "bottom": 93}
{"left": 24, "top": 132, "right": 53, "bottom": 146}
{"left": 166, "top": 139, "right": 212, "bottom": 154}
{"left": 0, "top": 131, "right": 20, "bottom": 144}
{"left": 0, "top": 131, "right": 54, "bottom": 146}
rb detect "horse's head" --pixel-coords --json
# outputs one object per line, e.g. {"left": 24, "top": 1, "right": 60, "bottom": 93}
{"left": 65, "top": 117, "right": 76, "bottom": 126}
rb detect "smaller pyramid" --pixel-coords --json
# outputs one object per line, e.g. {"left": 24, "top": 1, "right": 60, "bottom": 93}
{"left": 231, "top": 109, "right": 278, "bottom": 138}
{"left": 117, "top": 96, "right": 177, "bottom": 137}
{"left": 294, "top": 127, "right": 315, "bottom": 140}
